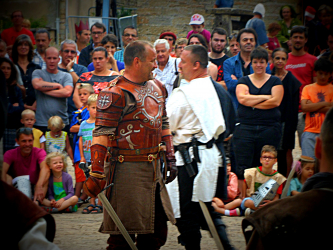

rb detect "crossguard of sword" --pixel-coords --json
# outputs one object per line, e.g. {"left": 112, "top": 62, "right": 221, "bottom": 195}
{"left": 101, "top": 183, "right": 114, "bottom": 193}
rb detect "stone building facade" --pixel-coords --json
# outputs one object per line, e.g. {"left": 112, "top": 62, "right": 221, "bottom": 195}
{"left": 1, "top": 0, "right": 301, "bottom": 44}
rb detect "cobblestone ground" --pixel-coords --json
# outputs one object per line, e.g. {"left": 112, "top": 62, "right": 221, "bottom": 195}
{"left": 53, "top": 139, "right": 301, "bottom": 250}
{"left": 0, "top": 136, "right": 301, "bottom": 250}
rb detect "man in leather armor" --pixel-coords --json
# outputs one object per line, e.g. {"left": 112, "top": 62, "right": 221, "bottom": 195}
{"left": 83, "top": 40, "right": 177, "bottom": 250}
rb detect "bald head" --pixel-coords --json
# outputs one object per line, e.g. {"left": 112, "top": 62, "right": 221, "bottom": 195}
{"left": 45, "top": 47, "right": 60, "bottom": 73}
{"left": 45, "top": 47, "right": 59, "bottom": 57}
{"left": 123, "top": 40, "right": 153, "bottom": 66}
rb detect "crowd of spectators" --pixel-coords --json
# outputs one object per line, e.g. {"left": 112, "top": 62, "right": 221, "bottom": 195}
{"left": 1, "top": 4, "right": 333, "bottom": 248}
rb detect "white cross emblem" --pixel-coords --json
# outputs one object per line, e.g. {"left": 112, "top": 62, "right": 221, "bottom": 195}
{"left": 98, "top": 95, "right": 111, "bottom": 108}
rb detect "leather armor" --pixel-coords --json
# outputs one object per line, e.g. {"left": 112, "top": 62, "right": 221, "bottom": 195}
{"left": 96, "top": 76, "right": 166, "bottom": 152}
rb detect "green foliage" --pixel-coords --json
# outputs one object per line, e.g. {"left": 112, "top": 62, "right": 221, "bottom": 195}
{"left": 0, "top": 18, "right": 13, "bottom": 30}
{"left": 30, "top": 16, "right": 48, "bottom": 28}
{"left": 117, "top": 7, "right": 132, "bottom": 18}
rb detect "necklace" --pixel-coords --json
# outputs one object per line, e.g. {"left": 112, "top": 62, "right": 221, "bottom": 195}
{"left": 53, "top": 174, "right": 62, "bottom": 179}
{"left": 276, "top": 71, "right": 287, "bottom": 81}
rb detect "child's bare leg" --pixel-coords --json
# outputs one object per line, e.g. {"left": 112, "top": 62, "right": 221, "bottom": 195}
{"left": 212, "top": 202, "right": 226, "bottom": 214}
{"left": 57, "top": 196, "right": 79, "bottom": 211}
{"left": 75, "top": 182, "right": 83, "bottom": 197}
{"left": 244, "top": 198, "right": 257, "bottom": 210}
{"left": 224, "top": 198, "right": 242, "bottom": 210}
{"left": 41, "top": 199, "right": 52, "bottom": 206}
{"left": 212, "top": 197, "right": 225, "bottom": 208}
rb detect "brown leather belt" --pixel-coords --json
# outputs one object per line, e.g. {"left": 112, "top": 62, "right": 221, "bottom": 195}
{"left": 117, "top": 145, "right": 161, "bottom": 156}
{"left": 117, "top": 153, "right": 160, "bottom": 163}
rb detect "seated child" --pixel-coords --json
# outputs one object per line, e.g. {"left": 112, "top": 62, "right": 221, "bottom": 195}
{"left": 69, "top": 83, "right": 94, "bottom": 201}
{"left": 79, "top": 94, "right": 103, "bottom": 214}
{"left": 186, "top": 14, "right": 211, "bottom": 47}
{"left": 301, "top": 58, "right": 333, "bottom": 159}
{"left": 241, "top": 145, "right": 286, "bottom": 215}
{"left": 16, "top": 109, "right": 46, "bottom": 149}
{"left": 45, "top": 116, "right": 74, "bottom": 163}
{"left": 287, "top": 155, "right": 315, "bottom": 196}
{"left": 41, "top": 152, "right": 78, "bottom": 213}
{"left": 212, "top": 158, "right": 242, "bottom": 216}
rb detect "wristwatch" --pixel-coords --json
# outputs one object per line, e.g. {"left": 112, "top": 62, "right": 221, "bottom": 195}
{"left": 68, "top": 68, "right": 74, "bottom": 73}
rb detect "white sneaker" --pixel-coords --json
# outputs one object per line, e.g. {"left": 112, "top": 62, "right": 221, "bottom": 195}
{"left": 245, "top": 208, "right": 253, "bottom": 217}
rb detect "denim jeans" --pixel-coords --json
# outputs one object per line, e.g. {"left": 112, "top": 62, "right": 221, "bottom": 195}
{"left": 233, "top": 123, "right": 281, "bottom": 179}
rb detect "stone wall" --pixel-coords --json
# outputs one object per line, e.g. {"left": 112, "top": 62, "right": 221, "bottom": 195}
{"left": 121, "top": 0, "right": 302, "bottom": 43}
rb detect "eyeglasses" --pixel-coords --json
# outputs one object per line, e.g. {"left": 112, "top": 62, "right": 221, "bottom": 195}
{"left": 292, "top": 25, "right": 306, "bottom": 30}
{"left": 261, "top": 156, "right": 276, "bottom": 161}
{"left": 164, "top": 38, "right": 174, "bottom": 41}
{"left": 92, "top": 32, "right": 104, "bottom": 36}
{"left": 18, "top": 127, "right": 33, "bottom": 133}
{"left": 63, "top": 49, "right": 76, "bottom": 54}
{"left": 123, "top": 34, "right": 137, "bottom": 37}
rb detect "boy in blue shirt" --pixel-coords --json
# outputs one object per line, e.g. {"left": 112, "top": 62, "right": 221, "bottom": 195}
{"left": 78, "top": 94, "right": 102, "bottom": 214}
{"left": 69, "top": 83, "right": 94, "bottom": 203}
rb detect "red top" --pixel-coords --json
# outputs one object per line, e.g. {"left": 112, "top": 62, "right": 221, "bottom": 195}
{"left": 285, "top": 53, "right": 317, "bottom": 111}
{"left": 4, "top": 147, "right": 46, "bottom": 185}
{"left": 1, "top": 27, "right": 36, "bottom": 46}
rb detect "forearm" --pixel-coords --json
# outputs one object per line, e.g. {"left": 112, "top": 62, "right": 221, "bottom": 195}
{"left": 79, "top": 137, "right": 84, "bottom": 160}
{"left": 302, "top": 102, "right": 329, "bottom": 112}
{"left": 238, "top": 94, "right": 270, "bottom": 107}
{"left": 253, "top": 97, "right": 282, "bottom": 109}
{"left": 45, "top": 88, "right": 72, "bottom": 98}
{"left": 73, "top": 83, "right": 83, "bottom": 108}
{"left": 317, "top": 106, "right": 332, "bottom": 114}
{"left": 70, "top": 72, "right": 79, "bottom": 84}
{"left": 111, "top": 61, "right": 119, "bottom": 73}
{"left": 70, "top": 124, "right": 80, "bottom": 133}
{"left": 92, "top": 135, "right": 109, "bottom": 147}
{"left": 32, "top": 79, "right": 60, "bottom": 92}
{"left": 36, "top": 165, "right": 50, "bottom": 188}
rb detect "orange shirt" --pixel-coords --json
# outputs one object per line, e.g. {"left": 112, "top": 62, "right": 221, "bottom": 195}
{"left": 301, "top": 83, "right": 333, "bottom": 133}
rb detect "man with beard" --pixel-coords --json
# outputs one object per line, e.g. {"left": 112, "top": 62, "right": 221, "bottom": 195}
{"left": 32, "top": 29, "right": 52, "bottom": 70}
{"left": 223, "top": 28, "right": 271, "bottom": 107}
{"left": 285, "top": 26, "right": 317, "bottom": 145}
{"left": 153, "top": 39, "right": 180, "bottom": 102}
{"left": 58, "top": 39, "right": 88, "bottom": 120}
{"left": 209, "top": 28, "right": 229, "bottom": 89}
{"left": 83, "top": 40, "right": 177, "bottom": 249}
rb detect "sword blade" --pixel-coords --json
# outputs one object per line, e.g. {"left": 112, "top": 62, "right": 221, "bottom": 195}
{"left": 199, "top": 200, "right": 224, "bottom": 250}
{"left": 98, "top": 192, "right": 138, "bottom": 250}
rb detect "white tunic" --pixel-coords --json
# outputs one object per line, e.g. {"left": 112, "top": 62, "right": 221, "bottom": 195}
{"left": 166, "top": 76, "right": 225, "bottom": 218}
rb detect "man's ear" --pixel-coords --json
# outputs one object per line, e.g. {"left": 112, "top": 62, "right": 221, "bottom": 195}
{"left": 315, "top": 136, "right": 322, "bottom": 161}
{"left": 133, "top": 57, "right": 140, "bottom": 68}
{"left": 193, "top": 61, "right": 201, "bottom": 70}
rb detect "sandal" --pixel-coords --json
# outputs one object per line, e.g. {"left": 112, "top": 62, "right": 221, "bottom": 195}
{"left": 91, "top": 204, "right": 103, "bottom": 214}
{"left": 82, "top": 204, "right": 95, "bottom": 214}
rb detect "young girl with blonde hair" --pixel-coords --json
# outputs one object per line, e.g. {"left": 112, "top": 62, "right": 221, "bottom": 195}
{"left": 41, "top": 152, "right": 78, "bottom": 213}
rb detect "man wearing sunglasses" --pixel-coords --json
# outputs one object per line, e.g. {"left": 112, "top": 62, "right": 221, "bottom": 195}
{"left": 58, "top": 39, "right": 88, "bottom": 121}
{"left": 78, "top": 22, "right": 106, "bottom": 67}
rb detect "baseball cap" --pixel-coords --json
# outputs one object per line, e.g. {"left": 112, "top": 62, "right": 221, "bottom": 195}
{"left": 189, "top": 14, "right": 204, "bottom": 25}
